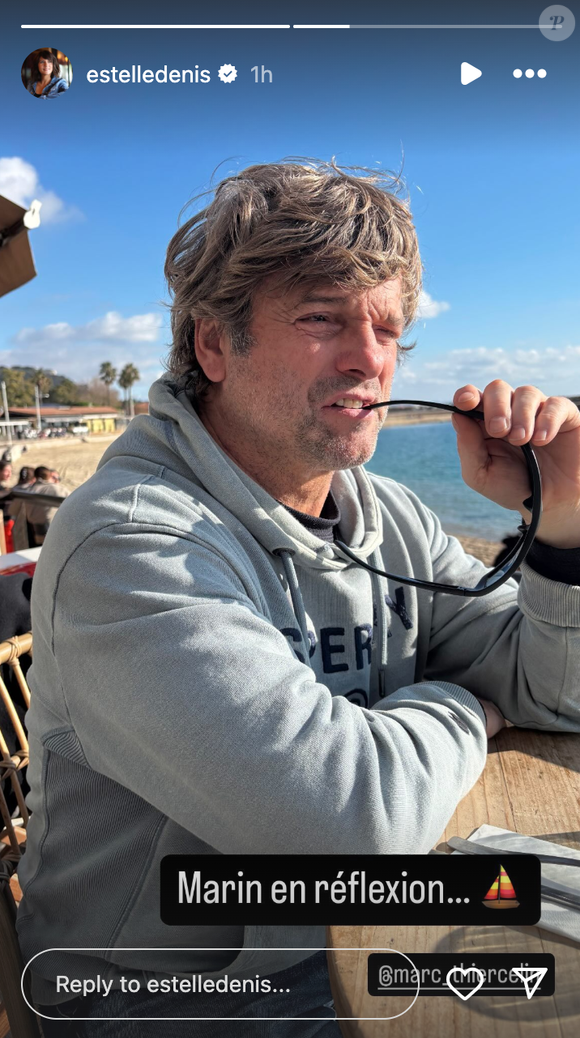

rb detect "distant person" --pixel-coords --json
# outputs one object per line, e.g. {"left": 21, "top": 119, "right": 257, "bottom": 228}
{"left": 17, "top": 467, "right": 36, "bottom": 488}
{"left": 0, "top": 461, "right": 12, "bottom": 489}
{"left": 7, "top": 467, "right": 37, "bottom": 551}
{"left": 26, "top": 50, "right": 68, "bottom": 99}
{"left": 25, "top": 466, "right": 70, "bottom": 545}
{"left": 0, "top": 461, "right": 13, "bottom": 517}
{"left": 0, "top": 461, "right": 14, "bottom": 550}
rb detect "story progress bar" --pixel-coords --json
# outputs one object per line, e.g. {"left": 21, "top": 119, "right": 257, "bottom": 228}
{"left": 21, "top": 24, "right": 560, "bottom": 30}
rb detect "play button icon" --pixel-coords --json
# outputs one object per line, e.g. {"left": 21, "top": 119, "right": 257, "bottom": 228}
{"left": 461, "top": 61, "right": 482, "bottom": 85}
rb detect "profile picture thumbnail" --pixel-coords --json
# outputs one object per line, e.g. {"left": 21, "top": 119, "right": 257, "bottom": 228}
{"left": 21, "top": 48, "right": 72, "bottom": 99}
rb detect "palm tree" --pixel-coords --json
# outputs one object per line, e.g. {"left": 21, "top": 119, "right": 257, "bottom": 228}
{"left": 118, "top": 363, "right": 140, "bottom": 419}
{"left": 31, "top": 369, "right": 53, "bottom": 431}
{"left": 32, "top": 368, "right": 52, "bottom": 397}
{"left": 99, "top": 362, "right": 117, "bottom": 405}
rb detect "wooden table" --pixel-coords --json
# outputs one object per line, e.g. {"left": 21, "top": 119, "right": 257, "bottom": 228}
{"left": 327, "top": 728, "right": 580, "bottom": 1037}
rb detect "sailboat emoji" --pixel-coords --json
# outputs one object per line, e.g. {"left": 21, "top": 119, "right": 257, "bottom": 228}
{"left": 482, "top": 865, "right": 520, "bottom": 909}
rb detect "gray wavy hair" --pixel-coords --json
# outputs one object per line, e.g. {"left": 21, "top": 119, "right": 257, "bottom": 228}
{"left": 164, "top": 159, "right": 422, "bottom": 399}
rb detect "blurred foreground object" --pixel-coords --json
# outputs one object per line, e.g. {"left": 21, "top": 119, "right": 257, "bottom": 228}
{"left": 0, "top": 196, "right": 42, "bottom": 298}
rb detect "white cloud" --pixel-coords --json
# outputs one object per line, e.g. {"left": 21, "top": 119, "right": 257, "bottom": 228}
{"left": 392, "top": 342, "right": 580, "bottom": 401}
{"left": 84, "top": 312, "right": 162, "bottom": 343}
{"left": 0, "top": 157, "right": 37, "bottom": 205}
{"left": 0, "top": 156, "right": 83, "bottom": 224}
{"left": 416, "top": 291, "right": 451, "bottom": 320}
{"left": 515, "top": 349, "right": 541, "bottom": 363}
{"left": 5, "top": 311, "right": 166, "bottom": 395}
{"left": 13, "top": 311, "right": 162, "bottom": 347}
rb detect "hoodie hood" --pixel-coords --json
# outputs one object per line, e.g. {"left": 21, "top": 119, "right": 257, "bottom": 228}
{"left": 101, "top": 375, "right": 384, "bottom": 572}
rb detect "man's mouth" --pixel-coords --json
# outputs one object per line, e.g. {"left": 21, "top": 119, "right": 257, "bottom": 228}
{"left": 324, "top": 398, "right": 378, "bottom": 419}
{"left": 331, "top": 398, "right": 367, "bottom": 409}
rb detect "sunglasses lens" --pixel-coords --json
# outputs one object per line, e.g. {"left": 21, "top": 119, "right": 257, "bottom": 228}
{"left": 474, "top": 557, "right": 521, "bottom": 592}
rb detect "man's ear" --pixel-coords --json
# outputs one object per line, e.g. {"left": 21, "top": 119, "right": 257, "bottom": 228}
{"left": 194, "top": 319, "right": 228, "bottom": 383}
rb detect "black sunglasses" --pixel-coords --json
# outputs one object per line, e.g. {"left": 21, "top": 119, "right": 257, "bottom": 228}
{"left": 335, "top": 399, "right": 542, "bottom": 597}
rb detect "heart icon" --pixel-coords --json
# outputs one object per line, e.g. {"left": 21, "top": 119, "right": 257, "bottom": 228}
{"left": 445, "top": 966, "right": 485, "bottom": 1001}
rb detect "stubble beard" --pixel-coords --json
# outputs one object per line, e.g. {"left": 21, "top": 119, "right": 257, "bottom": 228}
{"left": 295, "top": 376, "right": 384, "bottom": 473}
{"left": 295, "top": 408, "right": 381, "bottom": 473}
{"left": 217, "top": 364, "right": 383, "bottom": 481}
{"left": 230, "top": 392, "right": 380, "bottom": 481}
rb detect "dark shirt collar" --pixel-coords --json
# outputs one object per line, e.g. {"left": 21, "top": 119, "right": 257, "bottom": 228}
{"left": 279, "top": 491, "right": 341, "bottom": 543}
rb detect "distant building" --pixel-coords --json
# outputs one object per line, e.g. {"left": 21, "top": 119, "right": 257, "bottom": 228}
{"left": 6, "top": 405, "right": 120, "bottom": 435}
{"left": 0, "top": 417, "right": 32, "bottom": 438}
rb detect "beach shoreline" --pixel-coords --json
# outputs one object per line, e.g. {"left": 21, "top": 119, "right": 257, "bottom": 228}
{"left": 385, "top": 411, "right": 453, "bottom": 427}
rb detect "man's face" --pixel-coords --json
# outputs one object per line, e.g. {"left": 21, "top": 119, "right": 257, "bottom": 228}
{"left": 203, "top": 277, "right": 404, "bottom": 489}
{"left": 0, "top": 464, "right": 12, "bottom": 483}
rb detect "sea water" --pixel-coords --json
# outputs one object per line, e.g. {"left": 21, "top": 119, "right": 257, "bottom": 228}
{"left": 368, "top": 421, "right": 522, "bottom": 542}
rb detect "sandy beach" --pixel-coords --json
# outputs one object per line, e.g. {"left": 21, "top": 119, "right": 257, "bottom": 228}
{"left": 5, "top": 435, "right": 121, "bottom": 492}
{"left": 453, "top": 535, "right": 502, "bottom": 567}
{"left": 386, "top": 411, "right": 452, "bottom": 427}
{"left": 4, "top": 432, "right": 500, "bottom": 565}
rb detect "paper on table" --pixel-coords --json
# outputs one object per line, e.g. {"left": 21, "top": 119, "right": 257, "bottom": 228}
{"left": 458, "top": 824, "right": 580, "bottom": 944}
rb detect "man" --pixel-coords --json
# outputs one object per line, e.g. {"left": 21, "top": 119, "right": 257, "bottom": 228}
{"left": 0, "top": 460, "right": 12, "bottom": 513}
{"left": 23, "top": 465, "right": 69, "bottom": 544}
{"left": 17, "top": 162, "right": 580, "bottom": 1035}
{"left": 4, "top": 465, "right": 36, "bottom": 551}
{"left": 0, "top": 461, "right": 14, "bottom": 551}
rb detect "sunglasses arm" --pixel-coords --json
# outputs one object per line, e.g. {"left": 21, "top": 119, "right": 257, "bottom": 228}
{"left": 338, "top": 402, "right": 542, "bottom": 597}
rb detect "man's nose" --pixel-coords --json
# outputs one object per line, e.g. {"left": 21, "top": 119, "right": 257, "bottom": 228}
{"left": 335, "top": 324, "right": 386, "bottom": 381}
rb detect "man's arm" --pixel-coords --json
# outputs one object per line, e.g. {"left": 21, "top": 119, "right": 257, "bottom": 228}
{"left": 423, "top": 380, "right": 580, "bottom": 728}
{"left": 422, "top": 510, "right": 580, "bottom": 729}
{"left": 41, "top": 523, "right": 488, "bottom": 856}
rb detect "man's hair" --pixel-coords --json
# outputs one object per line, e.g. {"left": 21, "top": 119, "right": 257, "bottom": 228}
{"left": 164, "top": 160, "right": 422, "bottom": 399}
{"left": 33, "top": 49, "right": 60, "bottom": 81}
{"left": 34, "top": 466, "right": 51, "bottom": 480}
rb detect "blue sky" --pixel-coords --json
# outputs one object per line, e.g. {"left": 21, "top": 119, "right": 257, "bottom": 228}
{"left": 1, "top": 1, "right": 579, "bottom": 401}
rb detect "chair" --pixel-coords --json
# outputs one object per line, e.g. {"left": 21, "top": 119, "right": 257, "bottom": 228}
{"left": 0, "top": 633, "right": 42, "bottom": 1038}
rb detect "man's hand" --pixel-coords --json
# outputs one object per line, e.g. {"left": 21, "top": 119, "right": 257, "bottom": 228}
{"left": 451, "top": 381, "right": 580, "bottom": 549}
{"left": 476, "top": 697, "right": 507, "bottom": 738}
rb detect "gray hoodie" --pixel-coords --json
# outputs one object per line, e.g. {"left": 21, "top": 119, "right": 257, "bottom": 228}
{"left": 17, "top": 376, "right": 580, "bottom": 1001}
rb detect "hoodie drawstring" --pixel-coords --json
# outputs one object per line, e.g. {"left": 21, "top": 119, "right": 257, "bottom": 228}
{"left": 275, "top": 545, "right": 388, "bottom": 697}
{"left": 368, "top": 547, "right": 388, "bottom": 702}
{"left": 274, "top": 549, "right": 311, "bottom": 667}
